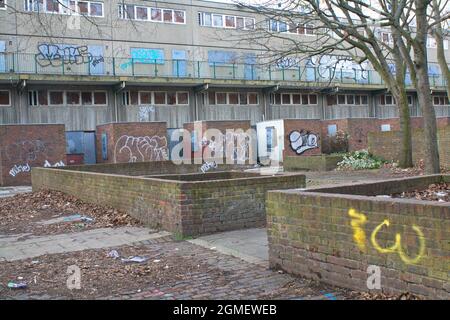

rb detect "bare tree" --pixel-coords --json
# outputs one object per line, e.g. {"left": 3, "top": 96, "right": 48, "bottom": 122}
{"left": 236, "top": 0, "right": 446, "bottom": 173}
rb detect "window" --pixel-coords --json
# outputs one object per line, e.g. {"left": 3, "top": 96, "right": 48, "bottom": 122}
{"left": 93, "top": 91, "right": 107, "bottom": 105}
{"left": 135, "top": 6, "right": 148, "bottom": 20}
{"left": 433, "top": 95, "right": 450, "bottom": 106}
{"left": 213, "top": 14, "right": 223, "bottom": 27}
{"left": 151, "top": 8, "right": 161, "bottom": 21}
{"left": 139, "top": 91, "right": 151, "bottom": 104}
{"left": 292, "top": 94, "right": 301, "bottom": 104}
{"left": 239, "top": 93, "right": 248, "bottom": 105}
{"left": 122, "top": 91, "right": 130, "bottom": 105}
{"left": 227, "top": 93, "right": 238, "bottom": 104}
{"left": 46, "top": 0, "right": 59, "bottom": 13}
{"left": 337, "top": 94, "right": 368, "bottom": 105}
{"left": 167, "top": 92, "right": 176, "bottom": 105}
{"left": 381, "top": 124, "right": 391, "bottom": 132}
{"left": 49, "top": 91, "right": 64, "bottom": 105}
{"left": 281, "top": 94, "right": 291, "bottom": 104}
{"left": 89, "top": 1, "right": 102, "bottom": 16}
{"left": 0, "top": 0, "right": 6, "bottom": 10}
{"left": 304, "top": 24, "right": 314, "bottom": 35}
{"left": 28, "top": 91, "right": 39, "bottom": 106}
{"left": 279, "top": 21, "right": 287, "bottom": 33}
{"left": 177, "top": 92, "right": 189, "bottom": 105}
{"left": 327, "top": 124, "right": 337, "bottom": 136}
{"left": 0, "top": 90, "right": 10, "bottom": 106}
{"left": 66, "top": 91, "right": 81, "bottom": 105}
{"left": 309, "top": 94, "right": 318, "bottom": 105}
{"left": 301, "top": 94, "right": 309, "bottom": 105}
{"left": 25, "top": 0, "right": 44, "bottom": 12}
{"left": 77, "top": 1, "right": 88, "bottom": 14}
{"left": 208, "top": 92, "right": 216, "bottom": 105}
{"left": 225, "top": 16, "right": 235, "bottom": 28}
{"left": 248, "top": 93, "right": 258, "bottom": 105}
{"left": 154, "top": 92, "right": 166, "bottom": 105}
{"left": 216, "top": 92, "right": 227, "bottom": 104}
{"left": 200, "top": 12, "right": 254, "bottom": 30}
{"left": 174, "top": 10, "right": 185, "bottom": 23}
{"left": 163, "top": 9, "right": 173, "bottom": 23}
{"left": 82, "top": 92, "right": 92, "bottom": 105}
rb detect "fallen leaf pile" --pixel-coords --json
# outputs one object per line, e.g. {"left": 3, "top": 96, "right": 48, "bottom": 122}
{"left": 0, "top": 189, "right": 140, "bottom": 235}
{"left": 391, "top": 183, "right": 449, "bottom": 202}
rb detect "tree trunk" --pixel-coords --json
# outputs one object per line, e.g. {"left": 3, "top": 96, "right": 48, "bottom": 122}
{"left": 414, "top": 0, "right": 440, "bottom": 174}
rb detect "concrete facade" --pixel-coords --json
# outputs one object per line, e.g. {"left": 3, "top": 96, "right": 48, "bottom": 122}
{"left": 0, "top": 0, "right": 448, "bottom": 131}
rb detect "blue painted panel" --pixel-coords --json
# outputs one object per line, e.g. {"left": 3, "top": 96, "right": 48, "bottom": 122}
{"left": 208, "top": 50, "right": 238, "bottom": 66}
{"left": 102, "top": 133, "right": 108, "bottom": 161}
{"left": 244, "top": 53, "right": 256, "bottom": 80}
{"left": 83, "top": 132, "right": 96, "bottom": 164}
{"left": 0, "top": 41, "right": 5, "bottom": 73}
{"left": 172, "top": 50, "right": 186, "bottom": 77}
{"left": 88, "top": 45, "right": 104, "bottom": 75}
{"left": 131, "top": 48, "right": 165, "bottom": 64}
{"left": 66, "top": 131, "right": 83, "bottom": 154}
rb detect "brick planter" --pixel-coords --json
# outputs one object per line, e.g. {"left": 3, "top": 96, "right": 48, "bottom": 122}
{"left": 284, "top": 155, "right": 343, "bottom": 171}
{"left": 267, "top": 175, "right": 450, "bottom": 299}
{"left": 32, "top": 162, "right": 306, "bottom": 236}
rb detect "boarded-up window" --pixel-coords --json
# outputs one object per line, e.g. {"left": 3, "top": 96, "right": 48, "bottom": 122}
{"left": 216, "top": 92, "right": 227, "bottom": 104}
{"left": 38, "top": 90, "right": 48, "bottom": 105}
{"left": 82, "top": 92, "right": 92, "bottom": 105}
{"left": 94, "top": 92, "right": 107, "bottom": 105}
{"left": 282, "top": 94, "right": 291, "bottom": 104}
{"left": 177, "top": 92, "right": 189, "bottom": 105}
{"left": 309, "top": 94, "right": 318, "bottom": 105}
{"left": 292, "top": 94, "right": 301, "bottom": 104}
{"left": 0, "top": 90, "right": 10, "bottom": 106}
{"left": 225, "top": 16, "right": 235, "bottom": 28}
{"left": 239, "top": 93, "right": 248, "bottom": 105}
{"left": 248, "top": 93, "right": 258, "bottom": 105}
{"left": 167, "top": 92, "right": 176, "bottom": 105}
{"left": 49, "top": 91, "right": 64, "bottom": 105}
{"left": 130, "top": 91, "right": 139, "bottom": 105}
{"left": 228, "top": 93, "right": 239, "bottom": 104}
{"left": 154, "top": 92, "right": 166, "bottom": 105}
{"left": 66, "top": 91, "right": 81, "bottom": 105}
{"left": 208, "top": 92, "right": 216, "bottom": 105}
{"left": 139, "top": 92, "right": 151, "bottom": 104}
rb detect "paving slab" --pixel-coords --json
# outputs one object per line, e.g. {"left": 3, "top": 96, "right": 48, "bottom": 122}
{"left": 189, "top": 228, "right": 269, "bottom": 266}
{"left": 0, "top": 227, "right": 172, "bottom": 261}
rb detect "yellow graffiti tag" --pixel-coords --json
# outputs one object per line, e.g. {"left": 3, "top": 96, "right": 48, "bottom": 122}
{"left": 371, "top": 220, "right": 426, "bottom": 265}
{"left": 348, "top": 208, "right": 367, "bottom": 252}
{"left": 348, "top": 209, "right": 426, "bottom": 265}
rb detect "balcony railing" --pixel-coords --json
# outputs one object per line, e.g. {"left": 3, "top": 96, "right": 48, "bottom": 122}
{"left": 0, "top": 52, "right": 447, "bottom": 87}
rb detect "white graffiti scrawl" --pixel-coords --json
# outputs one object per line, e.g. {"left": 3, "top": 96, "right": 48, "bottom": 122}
{"left": 289, "top": 130, "right": 319, "bottom": 155}
{"left": 9, "top": 164, "right": 31, "bottom": 177}
{"left": 114, "top": 135, "right": 169, "bottom": 163}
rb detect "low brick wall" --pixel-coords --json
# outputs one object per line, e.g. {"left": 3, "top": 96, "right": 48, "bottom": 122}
{"left": 267, "top": 175, "right": 450, "bottom": 299}
{"left": 284, "top": 155, "right": 343, "bottom": 171}
{"left": 32, "top": 166, "right": 306, "bottom": 237}
{"left": 0, "top": 124, "right": 66, "bottom": 186}
{"left": 368, "top": 126, "right": 450, "bottom": 169}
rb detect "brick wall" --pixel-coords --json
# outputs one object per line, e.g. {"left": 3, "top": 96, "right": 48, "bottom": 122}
{"left": 267, "top": 175, "right": 450, "bottom": 299}
{"left": 368, "top": 126, "right": 450, "bottom": 169}
{"left": 0, "top": 124, "right": 66, "bottom": 186}
{"left": 32, "top": 167, "right": 306, "bottom": 236}
{"left": 96, "top": 122, "right": 168, "bottom": 164}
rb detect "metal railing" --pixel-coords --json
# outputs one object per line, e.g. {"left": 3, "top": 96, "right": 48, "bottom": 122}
{"left": 0, "top": 52, "right": 448, "bottom": 87}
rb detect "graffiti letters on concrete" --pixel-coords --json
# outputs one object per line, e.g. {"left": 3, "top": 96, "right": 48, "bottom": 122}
{"left": 200, "top": 161, "right": 218, "bottom": 173}
{"left": 5, "top": 140, "right": 49, "bottom": 163}
{"left": 114, "top": 135, "right": 169, "bottom": 163}
{"left": 348, "top": 209, "right": 426, "bottom": 265}
{"left": 138, "top": 106, "right": 155, "bottom": 122}
{"left": 307, "top": 55, "right": 369, "bottom": 81}
{"left": 225, "top": 132, "right": 250, "bottom": 162}
{"left": 9, "top": 164, "right": 31, "bottom": 177}
{"left": 289, "top": 130, "right": 319, "bottom": 155}
{"left": 36, "top": 44, "right": 103, "bottom": 67}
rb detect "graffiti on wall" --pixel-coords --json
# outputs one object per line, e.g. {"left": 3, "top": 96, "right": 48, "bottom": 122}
{"left": 36, "top": 44, "right": 104, "bottom": 67}
{"left": 288, "top": 130, "right": 319, "bottom": 155}
{"left": 225, "top": 132, "right": 250, "bottom": 162}
{"left": 5, "top": 140, "right": 49, "bottom": 162}
{"left": 306, "top": 55, "right": 369, "bottom": 82}
{"left": 114, "top": 135, "right": 169, "bottom": 163}
{"left": 200, "top": 161, "right": 218, "bottom": 173}
{"left": 44, "top": 160, "right": 65, "bottom": 167}
{"left": 9, "top": 164, "right": 31, "bottom": 177}
{"left": 138, "top": 106, "right": 155, "bottom": 122}
{"left": 348, "top": 209, "right": 426, "bottom": 264}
